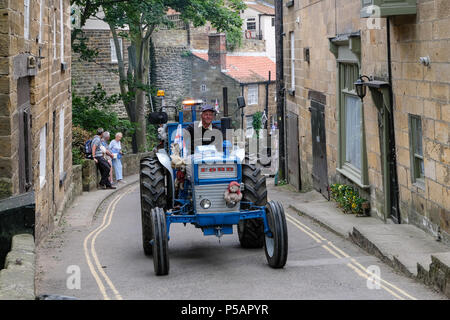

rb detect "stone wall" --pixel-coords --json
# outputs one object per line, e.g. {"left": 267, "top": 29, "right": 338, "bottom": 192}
{"left": 0, "top": 234, "right": 35, "bottom": 300}
{"left": 0, "top": 0, "right": 72, "bottom": 244}
{"left": 243, "top": 82, "right": 277, "bottom": 126}
{"left": 72, "top": 164, "right": 83, "bottom": 197}
{"left": 80, "top": 152, "right": 152, "bottom": 192}
{"left": 153, "top": 46, "right": 192, "bottom": 109}
{"left": 235, "top": 39, "right": 266, "bottom": 53}
{"left": 72, "top": 29, "right": 131, "bottom": 118}
{"left": 389, "top": 1, "right": 450, "bottom": 242}
{"left": 283, "top": 0, "right": 449, "bottom": 243}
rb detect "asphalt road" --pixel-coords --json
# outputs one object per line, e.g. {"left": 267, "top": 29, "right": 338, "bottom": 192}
{"left": 36, "top": 181, "right": 446, "bottom": 300}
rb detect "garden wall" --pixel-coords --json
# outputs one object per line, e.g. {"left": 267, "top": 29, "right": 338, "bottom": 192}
{"left": 78, "top": 152, "right": 152, "bottom": 192}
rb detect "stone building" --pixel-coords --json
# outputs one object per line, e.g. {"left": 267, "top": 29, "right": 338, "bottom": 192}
{"left": 282, "top": 0, "right": 449, "bottom": 243}
{"left": 192, "top": 33, "right": 276, "bottom": 130}
{"left": 0, "top": 0, "right": 72, "bottom": 243}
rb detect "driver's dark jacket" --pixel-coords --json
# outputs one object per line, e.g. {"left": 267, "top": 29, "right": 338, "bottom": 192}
{"left": 186, "top": 121, "right": 220, "bottom": 155}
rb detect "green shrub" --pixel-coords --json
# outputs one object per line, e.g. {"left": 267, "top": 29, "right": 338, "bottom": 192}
{"left": 72, "top": 83, "right": 136, "bottom": 136}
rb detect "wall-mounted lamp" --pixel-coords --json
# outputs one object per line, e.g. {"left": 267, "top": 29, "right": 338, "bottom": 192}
{"left": 354, "top": 75, "right": 372, "bottom": 101}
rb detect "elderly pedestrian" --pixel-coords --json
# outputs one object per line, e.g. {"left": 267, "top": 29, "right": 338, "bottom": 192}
{"left": 109, "top": 132, "right": 125, "bottom": 184}
{"left": 91, "top": 129, "right": 116, "bottom": 189}
{"left": 101, "top": 131, "right": 114, "bottom": 185}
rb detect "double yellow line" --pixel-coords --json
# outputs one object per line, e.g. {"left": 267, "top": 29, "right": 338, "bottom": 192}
{"left": 83, "top": 186, "right": 136, "bottom": 300}
{"left": 285, "top": 213, "right": 417, "bottom": 300}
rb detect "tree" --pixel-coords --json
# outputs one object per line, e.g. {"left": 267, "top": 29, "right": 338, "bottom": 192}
{"left": 73, "top": 0, "right": 246, "bottom": 153}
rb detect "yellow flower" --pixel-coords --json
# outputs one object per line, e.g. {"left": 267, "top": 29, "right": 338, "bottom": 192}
{"left": 352, "top": 203, "right": 357, "bottom": 209}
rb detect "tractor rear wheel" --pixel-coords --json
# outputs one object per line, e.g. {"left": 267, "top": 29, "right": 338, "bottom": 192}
{"left": 238, "top": 161, "right": 267, "bottom": 248}
{"left": 151, "top": 207, "right": 169, "bottom": 276}
{"left": 264, "top": 200, "right": 288, "bottom": 268}
{"left": 140, "top": 157, "right": 167, "bottom": 255}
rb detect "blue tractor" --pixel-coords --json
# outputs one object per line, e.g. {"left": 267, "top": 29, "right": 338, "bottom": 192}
{"left": 140, "top": 99, "right": 288, "bottom": 275}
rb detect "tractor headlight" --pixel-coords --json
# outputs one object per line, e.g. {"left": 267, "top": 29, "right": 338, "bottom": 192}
{"left": 200, "top": 199, "right": 211, "bottom": 209}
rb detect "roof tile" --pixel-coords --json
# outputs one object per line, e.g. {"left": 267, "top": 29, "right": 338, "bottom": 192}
{"left": 193, "top": 52, "right": 276, "bottom": 83}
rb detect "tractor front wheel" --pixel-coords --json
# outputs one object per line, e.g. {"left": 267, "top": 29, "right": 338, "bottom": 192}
{"left": 264, "top": 200, "right": 288, "bottom": 268}
{"left": 238, "top": 161, "right": 267, "bottom": 248}
{"left": 140, "top": 157, "right": 167, "bottom": 255}
{"left": 151, "top": 207, "right": 169, "bottom": 276}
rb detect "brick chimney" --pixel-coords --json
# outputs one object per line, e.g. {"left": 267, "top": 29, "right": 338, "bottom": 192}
{"left": 208, "top": 33, "right": 227, "bottom": 71}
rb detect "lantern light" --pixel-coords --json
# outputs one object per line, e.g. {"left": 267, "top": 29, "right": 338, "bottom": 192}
{"left": 354, "top": 75, "right": 372, "bottom": 101}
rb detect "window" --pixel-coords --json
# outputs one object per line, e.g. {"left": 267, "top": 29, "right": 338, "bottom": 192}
{"left": 272, "top": 17, "right": 275, "bottom": 27}
{"left": 409, "top": 115, "right": 424, "bottom": 185}
{"left": 337, "top": 62, "right": 369, "bottom": 187}
{"left": 110, "top": 38, "right": 123, "bottom": 63}
{"left": 247, "top": 18, "right": 256, "bottom": 30}
{"left": 201, "top": 84, "right": 206, "bottom": 92}
{"left": 60, "top": 0, "right": 64, "bottom": 62}
{"left": 345, "top": 94, "right": 362, "bottom": 170}
{"left": 38, "top": 0, "right": 44, "bottom": 43}
{"left": 59, "top": 108, "right": 65, "bottom": 175}
{"left": 39, "top": 125, "right": 47, "bottom": 188}
{"left": 290, "top": 32, "right": 295, "bottom": 92}
{"left": 247, "top": 84, "right": 258, "bottom": 105}
{"left": 24, "top": 0, "right": 30, "bottom": 40}
{"left": 246, "top": 115, "right": 254, "bottom": 138}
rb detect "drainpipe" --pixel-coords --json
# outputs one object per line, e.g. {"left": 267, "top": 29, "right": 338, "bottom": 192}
{"left": 258, "top": 14, "right": 262, "bottom": 40}
{"left": 275, "top": 0, "right": 286, "bottom": 182}
{"left": 384, "top": 17, "right": 401, "bottom": 223}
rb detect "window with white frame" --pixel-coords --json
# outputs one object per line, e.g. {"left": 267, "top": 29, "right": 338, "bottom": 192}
{"left": 246, "top": 18, "right": 256, "bottom": 30}
{"left": 337, "top": 60, "right": 368, "bottom": 186}
{"left": 110, "top": 38, "right": 123, "bottom": 63}
{"left": 60, "top": 0, "right": 64, "bottom": 62}
{"left": 290, "top": 31, "right": 295, "bottom": 92}
{"left": 247, "top": 84, "right": 258, "bottom": 105}
{"left": 38, "top": 0, "right": 44, "bottom": 43}
{"left": 24, "top": 0, "right": 30, "bottom": 40}
{"left": 59, "top": 108, "right": 65, "bottom": 175}
{"left": 39, "top": 125, "right": 47, "bottom": 188}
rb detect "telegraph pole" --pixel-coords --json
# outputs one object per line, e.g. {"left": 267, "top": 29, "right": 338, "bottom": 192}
{"left": 275, "top": 0, "right": 286, "bottom": 181}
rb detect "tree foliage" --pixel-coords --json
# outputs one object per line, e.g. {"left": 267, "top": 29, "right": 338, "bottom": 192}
{"left": 252, "top": 111, "right": 263, "bottom": 138}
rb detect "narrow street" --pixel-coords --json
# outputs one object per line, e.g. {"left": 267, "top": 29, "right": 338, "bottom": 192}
{"left": 36, "top": 180, "right": 446, "bottom": 300}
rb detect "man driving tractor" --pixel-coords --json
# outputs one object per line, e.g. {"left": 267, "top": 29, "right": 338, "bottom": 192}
{"left": 185, "top": 104, "right": 221, "bottom": 155}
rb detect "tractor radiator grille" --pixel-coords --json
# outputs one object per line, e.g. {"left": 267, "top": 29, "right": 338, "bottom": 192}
{"left": 198, "top": 164, "right": 237, "bottom": 180}
{"left": 194, "top": 183, "right": 239, "bottom": 214}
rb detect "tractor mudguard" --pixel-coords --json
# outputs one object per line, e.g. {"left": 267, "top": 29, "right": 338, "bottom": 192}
{"left": 156, "top": 149, "right": 175, "bottom": 209}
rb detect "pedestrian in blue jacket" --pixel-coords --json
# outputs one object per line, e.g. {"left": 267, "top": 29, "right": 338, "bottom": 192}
{"left": 109, "top": 132, "right": 125, "bottom": 184}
